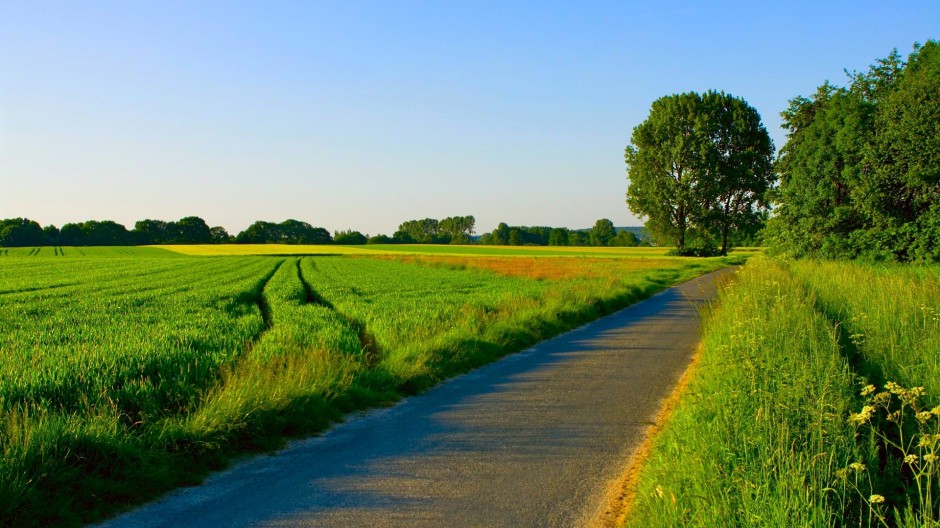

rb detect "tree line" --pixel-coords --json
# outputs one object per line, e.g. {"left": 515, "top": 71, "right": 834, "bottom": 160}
{"left": 0, "top": 214, "right": 647, "bottom": 248}
{"left": 0, "top": 217, "right": 311, "bottom": 247}
{"left": 478, "top": 219, "right": 642, "bottom": 247}
{"left": 768, "top": 40, "right": 940, "bottom": 261}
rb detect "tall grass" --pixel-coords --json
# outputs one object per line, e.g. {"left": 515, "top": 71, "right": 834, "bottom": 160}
{"left": 627, "top": 257, "right": 940, "bottom": 527}
{"left": 626, "top": 258, "right": 871, "bottom": 527}
{"left": 786, "top": 260, "right": 940, "bottom": 397}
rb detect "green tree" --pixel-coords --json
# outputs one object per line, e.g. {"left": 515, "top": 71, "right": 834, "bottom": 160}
{"left": 508, "top": 228, "right": 524, "bottom": 246}
{"left": 590, "top": 218, "right": 616, "bottom": 246}
{"left": 0, "top": 218, "right": 45, "bottom": 247}
{"left": 492, "top": 222, "right": 510, "bottom": 245}
{"left": 334, "top": 230, "right": 367, "bottom": 244}
{"left": 626, "top": 91, "right": 774, "bottom": 254}
{"left": 548, "top": 227, "right": 569, "bottom": 246}
{"left": 611, "top": 230, "right": 639, "bottom": 247}
{"left": 173, "top": 216, "right": 212, "bottom": 244}
{"left": 768, "top": 41, "right": 939, "bottom": 262}
{"left": 209, "top": 226, "right": 231, "bottom": 243}
{"left": 134, "top": 219, "right": 170, "bottom": 244}
{"left": 699, "top": 91, "right": 776, "bottom": 254}
{"left": 398, "top": 218, "right": 441, "bottom": 243}
{"left": 439, "top": 215, "right": 476, "bottom": 244}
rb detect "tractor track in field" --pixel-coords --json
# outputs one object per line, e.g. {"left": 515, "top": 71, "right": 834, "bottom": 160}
{"left": 251, "top": 258, "right": 286, "bottom": 334}
{"left": 296, "top": 257, "right": 381, "bottom": 363}
{"left": 98, "top": 268, "right": 732, "bottom": 528}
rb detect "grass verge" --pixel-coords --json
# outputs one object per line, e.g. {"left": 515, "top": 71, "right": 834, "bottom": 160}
{"left": 624, "top": 257, "right": 940, "bottom": 527}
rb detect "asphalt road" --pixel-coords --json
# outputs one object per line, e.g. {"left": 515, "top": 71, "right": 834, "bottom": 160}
{"left": 97, "top": 268, "right": 731, "bottom": 528}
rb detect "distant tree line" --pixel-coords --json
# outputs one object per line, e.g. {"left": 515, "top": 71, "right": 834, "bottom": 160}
{"left": 1, "top": 213, "right": 648, "bottom": 249}
{"left": 768, "top": 40, "right": 940, "bottom": 262}
{"left": 0, "top": 216, "right": 323, "bottom": 246}
{"left": 390, "top": 216, "right": 476, "bottom": 244}
{"left": 478, "top": 219, "right": 642, "bottom": 247}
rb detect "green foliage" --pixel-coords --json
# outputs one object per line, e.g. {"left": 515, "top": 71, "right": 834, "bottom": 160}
{"left": 0, "top": 218, "right": 46, "bottom": 247}
{"left": 627, "top": 258, "right": 940, "bottom": 527}
{"left": 234, "top": 219, "right": 332, "bottom": 244}
{"left": 626, "top": 91, "right": 775, "bottom": 254}
{"left": 333, "top": 229, "right": 367, "bottom": 245}
{"left": 396, "top": 216, "right": 475, "bottom": 244}
{"left": 590, "top": 218, "right": 616, "bottom": 246}
{"left": 58, "top": 220, "right": 133, "bottom": 246}
{"left": 611, "top": 230, "right": 639, "bottom": 247}
{"left": 770, "top": 41, "right": 940, "bottom": 262}
{"left": 548, "top": 227, "right": 570, "bottom": 246}
{"left": 627, "top": 258, "right": 871, "bottom": 526}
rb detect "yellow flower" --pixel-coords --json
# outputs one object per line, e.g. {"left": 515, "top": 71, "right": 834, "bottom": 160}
{"left": 869, "top": 494, "right": 886, "bottom": 504}
{"left": 849, "top": 406, "right": 875, "bottom": 425}
{"left": 916, "top": 411, "right": 933, "bottom": 424}
{"left": 860, "top": 384, "right": 876, "bottom": 397}
{"left": 924, "top": 454, "right": 938, "bottom": 464}
{"left": 904, "top": 454, "right": 919, "bottom": 465}
{"left": 850, "top": 462, "right": 867, "bottom": 472}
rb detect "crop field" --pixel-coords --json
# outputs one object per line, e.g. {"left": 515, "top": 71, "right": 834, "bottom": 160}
{"left": 626, "top": 258, "right": 940, "bottom": 527}
{"left": 0, "top": 248, "right": 734, "bottom": 526}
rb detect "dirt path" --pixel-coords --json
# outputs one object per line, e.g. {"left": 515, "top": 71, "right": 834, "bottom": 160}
{"left": 97, "top": 268, "right": 732, "bottom": 528}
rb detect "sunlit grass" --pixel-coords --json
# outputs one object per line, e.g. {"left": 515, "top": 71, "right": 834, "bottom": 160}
{"left": 626, "top": 257, "right": 940, "bottom": 527}
{"left": 0, "top": 252, "right": 732, "bottom": 526}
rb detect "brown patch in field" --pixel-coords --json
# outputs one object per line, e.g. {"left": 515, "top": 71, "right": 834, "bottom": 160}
{"left": 586, "top": 342, "right": 703, "bottom": 528}
{"left": 371, "top": 255, "right": 678, "bottom": 281}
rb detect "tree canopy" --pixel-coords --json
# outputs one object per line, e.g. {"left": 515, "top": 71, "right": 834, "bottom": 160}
{"left": 768, "top": 41, "right": 940, "bottom": 261}
{"left": 235, "top": 220, "right": 332, "bottom": 244}
{"left": 625, "top": 91, "right": 775, "bottom": 255}
{"left": 396, "top": 216, "right": 475, "bottom": 244}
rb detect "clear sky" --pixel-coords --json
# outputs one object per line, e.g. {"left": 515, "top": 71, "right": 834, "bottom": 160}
{"left": 2, "top": 2, "right": 938, "bottom": 236}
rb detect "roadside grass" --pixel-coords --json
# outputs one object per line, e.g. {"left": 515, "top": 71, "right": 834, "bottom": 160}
{"left": 785, "top": 260, "right": 940, "bottom": 397}
{"left": 625, "top": 257, "right": 940, "bottom": 527}
{"left": 625, "top": 258, "right": 871, "bottom": 527}
{"left": 0, "top": 253, "right": 736, "bottom": 526}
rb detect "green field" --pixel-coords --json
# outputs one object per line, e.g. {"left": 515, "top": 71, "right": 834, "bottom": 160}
{"left": 156, "top": 243, "right": 685, "bottom": 258}
{"left": 0, "top": 247, "right": 735, "bottom": 526}
{"left": 626, "top": 258, "right": 940, "bottom": 527}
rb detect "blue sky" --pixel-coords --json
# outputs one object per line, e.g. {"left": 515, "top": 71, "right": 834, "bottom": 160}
{"left": 2, "top": 2, "right": 938, "bottom": 235}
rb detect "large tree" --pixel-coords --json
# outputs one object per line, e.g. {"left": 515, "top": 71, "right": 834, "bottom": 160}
{"left": 699, "top": 91, "right": 776, "bottom": 254}
{"left": 625, "top": 91, "right": 774, "bottom": 254}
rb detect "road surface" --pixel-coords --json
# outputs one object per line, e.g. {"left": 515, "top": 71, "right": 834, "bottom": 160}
{"left": 98, "top": 268, "right": 731, "bottom": 528}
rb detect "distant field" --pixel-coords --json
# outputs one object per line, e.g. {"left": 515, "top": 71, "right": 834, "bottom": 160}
{"left": 0, "top": 249, "right": 738, "bottom": 526}
{"left": 156, "top": 243, "right": 679, "bottom": 258}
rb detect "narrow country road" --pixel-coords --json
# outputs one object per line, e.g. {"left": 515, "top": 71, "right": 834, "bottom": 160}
{"left": 97, "top": 268, "right": 732, "bottom": 528}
